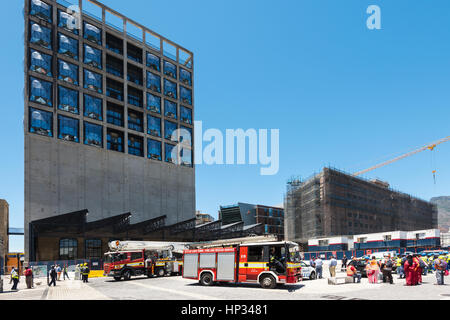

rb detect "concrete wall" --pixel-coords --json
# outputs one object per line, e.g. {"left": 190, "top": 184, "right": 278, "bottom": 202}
{"left": 0, "top": 200, "right": 9, "bottom": 254}
{"left": 24, "top": 134, "right": 195, "bottom": 260}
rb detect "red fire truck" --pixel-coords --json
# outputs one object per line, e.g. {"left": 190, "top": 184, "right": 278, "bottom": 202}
{"left": 183, "top": 241, "right": 302, "bottom": 289}
{"left": 103, "top": 241, "right": 184, "bottom": 281}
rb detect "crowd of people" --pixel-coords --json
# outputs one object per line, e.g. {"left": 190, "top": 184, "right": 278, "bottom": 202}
{"left": 307, "top": 251, "right": 450, "bottom": 286}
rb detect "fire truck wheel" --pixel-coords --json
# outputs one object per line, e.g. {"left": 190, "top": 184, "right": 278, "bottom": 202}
{"left": 200, "top": 273, "right": 214, "bottom": 286}
{"left": 123, "top": 270, "right": 132, "bottom": 281}
{"left": 157, "top": 268, "right": 165, "bottom": 277}
{"left": 260, "top": 275, "right": 276, "bottom": 289}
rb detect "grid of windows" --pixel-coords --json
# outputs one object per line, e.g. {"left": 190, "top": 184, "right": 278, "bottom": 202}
{"left": 59, "top": 239, "right": 77, "bottom": 260}
{"left": 26, "top": 0, "right": 194, "bottom": 167}
{"left": 85, "top": 239, "right": 102, "bottom": 259}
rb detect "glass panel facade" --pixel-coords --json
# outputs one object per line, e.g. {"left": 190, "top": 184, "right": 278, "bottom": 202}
{"left": 29, "top": 107, "right": 52, "bottom": 137}
{"left": 148, "top": 139, "right": 162, "bottom": 161}
{"left": 84, "top": 69, "right": 102, "bottom": 93}
{"left": 59, "top": 239, "right": 77, "bottom": 260}
{"left": 165, "top": 120, "right": 177, "bottom": 141}
{"left": 180, "top": 68, "right": 192, "bottom": 86}
{"left": 84, "top": 44, "right": 102, "bottom": 69}
{"left": 30, "top": 22, "right": 52, "bottom": 49}
{"left": 106, "top": 78, "right": 123, "bottom": 101}
{"left": 180, "top": 106, "right": 192, "bottom": 125}
{"left": 147, "top": 115, "right": 161, "bottom": 137}
{"left": 164, "top": 79, "right": 177, "bottom": 99}
{"left": 58, "top": 86, "right": 79, "bottom": 114}
{"left": 128, "top": 87, "right": 143, "bottom": 108}
{"left": 107, "top": 103, "right": 123, "bottom": 127}
{"left": 107, "top": 129, "right": 124, "bottom": 152}
{"left": 147, "top": 93, "right": 161, "bottom": 114}
{"left": 106, "top": 33, "right": 123, "bottom": 55}
{"left": 84, "top": 122, "right": 103, "bottom": 147}
{"left": 30, "top": 76, "right": 52, "bottom": 107}
{"left": 128, "top": 111, "right": 143, "bottom": 132}
{"left": 165, "top": 143, "right": 176, "bottom": 163}
{"left": 180, "top": 86, "right": 192, "bottom": 105}
{"left": 58, "top": 60, "right": 78, "bottom": 85}
{"left": 30, "top": 49, "right": 52, "bottom": 76}
{"left": 84, "top": 22, "right": 102, "bottom": 45}
{"left": 58, "top": 115, "right": 79, "bottom": 142}
{"left": 128, "top": 135, "right": 143, "bottom": 157}
{"left": 164, "top": 100, "right": 177, "bottom": 119}
{"left": 58, "top": 33, "right": 78, "bottom": 60}
{"left": 106, "top": 55, "right": 123, "bottom": 77}
{"left": 84, "top": 94, "right": 102, "bottom": 120}
{"left": 180, "top": 126, "right": 192, "bottom": 146}
{"left": 163, "top": 60, "right": 177, "bottom": 79}
{"left": 146, "top": 52, "right": 160, "bottom": 71}
{"left": 181, "top": 148, "right": 192, "bottom": 167}
{"left": 30, "top": 0, "right": 52, "bottom": 23}
{"left": 58, "top": 9, "right": 79, "bottom": 34}
{"left": 146, "top": 72, "right": 161, "bottom": 93}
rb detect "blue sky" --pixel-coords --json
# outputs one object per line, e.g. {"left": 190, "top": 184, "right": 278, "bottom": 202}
{"left": 1, "top": 0, "right": 449, "bottom": 252}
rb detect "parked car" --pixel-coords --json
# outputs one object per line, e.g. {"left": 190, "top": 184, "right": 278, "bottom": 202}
{"left": 300, "top": 261, "right": 316, "bottom": 280}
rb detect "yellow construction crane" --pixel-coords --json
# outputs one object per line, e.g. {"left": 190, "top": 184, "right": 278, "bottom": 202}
{"left": 353, "top": 136, "right": 450, "bottom": 177}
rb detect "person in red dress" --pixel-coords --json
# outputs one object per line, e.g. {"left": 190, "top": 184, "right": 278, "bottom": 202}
{"left": 413, "top": 254, "right": 422, "bottom": 285}
{"left": 404, "top": 255, "right": 418, "bottom": 286}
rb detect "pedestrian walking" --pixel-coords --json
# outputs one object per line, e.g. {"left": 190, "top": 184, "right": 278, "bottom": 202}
{"left": 24, "top": 266, "right": 33, "bottom": 289}
{"left": 56, "top": 265, "right": 62, "bottom": 281}
{"left": 63, "top": 264, "right": 70, "bottom": 280}
{"left": 48, "top": 265, "right": 57, "bottom": 287}
{"left": 11, "top": 267, "right": 19, "bottom": 291}
{"left": 342, "top": 255, "right": 348, "bottom": 270}
{"left": 314, "top": 257, "right": 323, "bottom": 279}
{"left": 329, "top": 256, "right": 337, "bottom": 278}
{"left": 396, "top": 256, "right": 404, "bottom": 279}
{"left": 434, "top": 256, "right": 447, "bottom": 285}
{"left": 366, "top": 256, "right": 380, "bottom": 284}
{"left": 381, "top": 255, "right": 394, "bottom": 284}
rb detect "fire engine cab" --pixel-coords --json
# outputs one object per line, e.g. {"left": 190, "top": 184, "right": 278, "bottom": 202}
{"left": 183, "top": 240, "right": 302, "bottom": 289}
{"left": 103, "top": 241, "right": 184, "bottom": 281}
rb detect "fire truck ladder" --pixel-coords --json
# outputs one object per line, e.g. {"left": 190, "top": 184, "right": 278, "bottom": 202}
{"left": 188, "top": 235, "right": 279, "bottom": 249}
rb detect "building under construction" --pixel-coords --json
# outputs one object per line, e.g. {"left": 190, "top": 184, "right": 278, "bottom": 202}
{"left": 284, "top": 168, "right": 438, "bottom": 247}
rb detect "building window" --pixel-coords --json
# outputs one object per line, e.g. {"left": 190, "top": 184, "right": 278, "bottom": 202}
{"left": 107, "top": 129, "right": 124, "bottom": 152}
{"left": 30, "top": 76, "right": 52, "bottom": 107}
{"left": 127, "top": 43, "right": 142, "bottom": 64}
{"left": 165, "top": 120, "right": 177, "bottom": 141}
{"left": 29, "top": 49, "right": 52, "bottom": 76}
{"left": 165, "top": 143, "right": 176, "bottom": 164}
{"left": 85, "top": 239, "right": 102, "bottom": 259}
{"left": 128, "top": 86, "right": 143, "bottom": 108}
{"left": 180, "top": 86, "right": 192, "bottom": 105}
{"left": 127, "top": 64, "right": 143, "bottom": 85}
{"left": 164, "top": 79, "right": 177, "bottom": 99}
{"left": 58, "top": 86, "right": 79, "bottom": 114}
{"left": 84, "top": 122, "right": 103, "bottom": 147}
{"left": 128, "top": 134, "right": 143, "bottom": 157}
{"left": 180, "top": 126, "right": 192, "bottom": 146}
{"left": 318, "top": 240, "right": 329, "bottom": 247}
{"left": 147, "top": 115, "right": 161, "bottom": 137}
{"left": 180, "top": 68, "right": 192, "bottom": 86}
{"left": 58, "top": 60, "right": 79, "bottom": 85}
{"left": 106, "top": 33, "right": 123, "bottom": 55}
{"left": 148, "top": 139, "right": 162, "bottom": 161}
{"left": 181, "top": 148, "right": 192, "bottom": 167}
{"left": 106, "top": 78, "right": 123, "bottom": 101}
{"left": 163, "top": 60, "right": 177, "bottom": 79}
{"left": 164, "top": 100, "right": 177, "bottom": 119}
{"left": 30, "top": 0, "right": 52, "bottom": 23}
{"left": 58, "top": 115, "right": 79, "bottom": 142}
{"left": 84, "top": 44, "right": 102, "bottom": 70}
{"left": 59, "top": 239, "right": 77, "bottom": 260}
{"left": 29, "top": 107, "right": 52, "bottom": 137}
{"left": 147, "top": 72, "right": 161, "bottom": 93}
{"left": 106, "top": 55, "right": 124, "bottom": 78}
{"left": 58, "top": 33, "right": 78, "bottom": 60}
{"left": 147, "top": 93, "right": 161, "bottom": 114}
{"left": 30, "top": 22, "right": 52, "bottom": 50}
{"left": 107, "top": 102, "right": 123, "bottom": 127}
{"left": 84, "top": 69, "right": 102, "bottom": 93}
{"left": 84, "top": 94, "right": 102, "bottom": 120}
{"left": 180, "top": 106, "right": 192, "bottom": 125}
{"left": 58, "top": 9, "right": 79, "bottom": 35}
{"left": 146, "top": 52, "right": 160, "bottom": 71}
{"left": 84, "top": 22, "right": 102, "bottom": 45}
{"left": 128, "top": 110, "right": 143, "bottom": 132}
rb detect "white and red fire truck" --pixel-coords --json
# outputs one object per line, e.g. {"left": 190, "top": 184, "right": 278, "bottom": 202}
{"left": 103, "top": 241, "right": 185, "bottom": 281}
{"left": 182, "top": 240, "right": 302, "bottom": 289}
